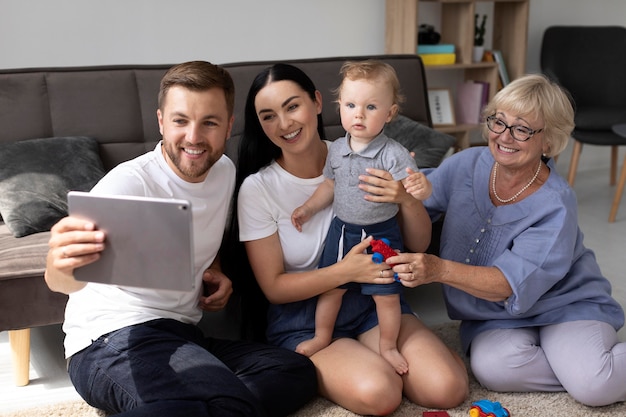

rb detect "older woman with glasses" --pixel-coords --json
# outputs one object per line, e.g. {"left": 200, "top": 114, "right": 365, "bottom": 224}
{"left": 394, "top": 74, "right": 626, "bottom": 407}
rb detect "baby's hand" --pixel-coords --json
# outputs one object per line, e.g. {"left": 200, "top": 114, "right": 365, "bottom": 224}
{"left": 403, "top": 168, "right": 432, "bottom": 201}
{"left": 291, "top": 205, "right": 313, "bottom": 232}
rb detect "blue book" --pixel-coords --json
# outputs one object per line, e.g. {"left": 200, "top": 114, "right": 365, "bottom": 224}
{"left": 417, "top": 44, "right": 455, "bottom": 54}
{"left": 493, "top": 50, "right": 510, "bottom": 86}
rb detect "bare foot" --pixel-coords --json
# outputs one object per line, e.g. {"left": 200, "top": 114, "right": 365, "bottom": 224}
{"left": 381, "top": 348, "right": 409, "bottom": 375}
{"left": 295, "top": 335, "right": 331, "bottom": 357}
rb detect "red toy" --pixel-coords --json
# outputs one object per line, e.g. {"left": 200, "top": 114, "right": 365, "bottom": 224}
{"left": 370, "top": 238, "right": 400, "bottom": 282}
{"left": 422, "top": 412, "right": 450, "bottom": 417}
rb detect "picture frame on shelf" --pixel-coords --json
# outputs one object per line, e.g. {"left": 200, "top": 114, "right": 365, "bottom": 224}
{"left": 428, "top": 89, "right": 455, "bottom": 127}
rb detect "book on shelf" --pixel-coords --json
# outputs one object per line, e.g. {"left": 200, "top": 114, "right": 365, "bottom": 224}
{"left": 483, "top": 51, "right": 503, "bottom": 90}
{"left": 476, "top": 80, "right": 490, "bottom": 110}
{"left": 455, "top": 81, "right": 489, "bottom": 125}
{"left": 492, "top": 50, "right": 510, "bottom": 87}
{"left": 419, "top": 53, "right": 456, "bottom": 66}
{"left": 417, "top": 44, "right": 455, "bottom": 54}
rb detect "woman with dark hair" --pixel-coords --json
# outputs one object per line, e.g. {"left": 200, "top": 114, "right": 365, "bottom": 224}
{"left": 227, "top": 63, "right": 468, "bottom": 415}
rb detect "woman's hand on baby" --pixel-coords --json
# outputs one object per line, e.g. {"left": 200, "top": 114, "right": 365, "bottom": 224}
{"left": 359, "top": 167, "right": 410, "bottom": 204}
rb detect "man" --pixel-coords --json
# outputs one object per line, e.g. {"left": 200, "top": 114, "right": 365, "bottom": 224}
{"left": 44, "top": 61, "right": 317, "bottom": 417}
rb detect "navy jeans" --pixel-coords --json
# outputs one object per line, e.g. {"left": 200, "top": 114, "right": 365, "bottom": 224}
{"left": 68, "top": 319, "right": 317, "bottom": 417}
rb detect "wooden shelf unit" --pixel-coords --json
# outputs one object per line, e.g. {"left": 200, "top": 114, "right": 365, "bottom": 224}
{"left": 385, "top": 0, "right": 529, "bottom": 149}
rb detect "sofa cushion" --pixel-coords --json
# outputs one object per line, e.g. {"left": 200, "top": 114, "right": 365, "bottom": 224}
{"left": 0, "top": 223, "right": 49, "bottom": 280}
{"left": 384, "top": 114, "right": 455, "bottom": 169}
{"left": 0, "top": 136, "right": 106, "bottom": 237}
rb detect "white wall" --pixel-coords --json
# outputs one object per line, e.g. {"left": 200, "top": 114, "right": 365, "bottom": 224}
{"left": 3, "top": 0, "right": 624, "bottom": 73}
{"left": 2, "top": 0, "right": 623, "bottom": 171}
{"left": 0, "top": 0, "right": 385, "bottom": 69}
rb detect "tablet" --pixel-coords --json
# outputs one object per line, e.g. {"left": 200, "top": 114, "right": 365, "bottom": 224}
{"left": 67, "top": 191, "right": 195, "bottom": 291}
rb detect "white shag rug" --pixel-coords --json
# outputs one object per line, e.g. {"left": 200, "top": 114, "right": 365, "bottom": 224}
{"left": 3, "top": 321, "right": 625, "bottom": 417}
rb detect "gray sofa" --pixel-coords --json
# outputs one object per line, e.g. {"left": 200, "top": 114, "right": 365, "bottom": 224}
{"left": 0, "top": 54, "right": 453, "bottom": 386}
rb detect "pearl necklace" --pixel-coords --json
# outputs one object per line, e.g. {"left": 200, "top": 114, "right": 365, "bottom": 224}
{"left": 491, "top": 160, "right": 542, "bottom": 204}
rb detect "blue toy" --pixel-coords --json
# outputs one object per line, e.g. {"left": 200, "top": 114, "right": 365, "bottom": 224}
{"left": 469, "top": 399, "right": 510, "bottom": 417}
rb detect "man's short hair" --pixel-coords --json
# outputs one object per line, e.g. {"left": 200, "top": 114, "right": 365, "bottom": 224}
{"left": 158, "top": 61, "right": 235, "bottom": 116}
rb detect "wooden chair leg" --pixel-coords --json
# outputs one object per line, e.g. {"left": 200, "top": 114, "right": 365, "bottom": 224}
{"left": 609, "top": 154, "right": 626, "bottom": 222}
{"left": 610, "top": 145, "right": 618, "bottom": 186}
{"left": 568, "top": 140, "right": 583, "bottom": 186}
{"left": 9, "top": 328, "right": 30, "bottom": 386}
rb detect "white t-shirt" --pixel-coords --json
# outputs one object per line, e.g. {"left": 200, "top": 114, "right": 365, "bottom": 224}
{"left": 238, "top": 160, "right": 333, "bottom": 273}
{"left": 62, "top": 142, "right": 235, "bottom": 358}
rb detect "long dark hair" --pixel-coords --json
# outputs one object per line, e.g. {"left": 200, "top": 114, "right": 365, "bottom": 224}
{"left": 222, "top": 63, "right": 326, "bottom": 341}
{"left": 236, "top": 63, "right": 326, "bottom": 189}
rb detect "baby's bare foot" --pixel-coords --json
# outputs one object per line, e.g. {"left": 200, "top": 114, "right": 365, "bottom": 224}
{"left": 295, "top": 336, "right": 330, "bottom": 357}
{"left": 382, "top": 348, "right": 409, "bottom": 375}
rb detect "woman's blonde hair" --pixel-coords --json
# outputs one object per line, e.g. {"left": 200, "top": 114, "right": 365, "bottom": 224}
{"left": 482, "top": 73, "right": 575, "bottom": 157}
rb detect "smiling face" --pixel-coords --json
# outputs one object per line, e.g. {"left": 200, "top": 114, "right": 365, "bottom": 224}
{"left": 157, "top": 86, "right": 233, "bottom": 183}
{"left": 254, "top": 80, "right": 323, "bottom": 154}
{"left": 488, "top": 109, "right": 545, "bottom": 171}
{"left": 338, "top": 78, "right": 397, "bottom": 144}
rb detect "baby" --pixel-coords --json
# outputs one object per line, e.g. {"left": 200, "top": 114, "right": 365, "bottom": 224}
{"left": 291, "top": 60, "right": 432, "bottom": 374}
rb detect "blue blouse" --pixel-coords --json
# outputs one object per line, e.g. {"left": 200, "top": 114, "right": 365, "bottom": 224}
{"left": 424, "top": 147, "right": 624, "bottom": 353}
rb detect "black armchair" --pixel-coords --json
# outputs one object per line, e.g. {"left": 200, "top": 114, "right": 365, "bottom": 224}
{"left": 540, "top": 26, "right": 626, "bottom": 221}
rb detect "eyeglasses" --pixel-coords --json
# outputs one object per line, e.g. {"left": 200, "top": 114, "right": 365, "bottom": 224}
{"left": 485, "top": 115, "right": 543, "bottom": 142}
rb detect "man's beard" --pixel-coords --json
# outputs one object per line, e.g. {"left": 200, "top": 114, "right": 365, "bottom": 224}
{"left": 163, "top": 141, "right": 219, "bottom": 180}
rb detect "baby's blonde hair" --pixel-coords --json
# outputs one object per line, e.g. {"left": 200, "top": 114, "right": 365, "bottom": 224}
{"left": 335, "top": 60, "right": 404, "bottom": 118}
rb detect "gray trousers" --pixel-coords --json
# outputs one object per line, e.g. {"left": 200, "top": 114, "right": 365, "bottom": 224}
{"left": 470, "top": 320, "right": 626, "bottom": 407}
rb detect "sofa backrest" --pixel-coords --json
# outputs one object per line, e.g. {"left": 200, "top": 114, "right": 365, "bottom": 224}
{"left": 0, "top": 65, "right": 169, "bottom": 171}
{"left": 0, "top": 55, "right": 431, "bottom": 171}
{"left": 222, "top": 55, "right": 432, "bottom": 165}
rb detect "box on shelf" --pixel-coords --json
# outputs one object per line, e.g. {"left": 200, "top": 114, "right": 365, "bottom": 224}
{"left": 417, "top": 44, "right": 455, "bottom": 54}
{"left": 419, "top": 53, "right": 456, "bottom": 65}
{"left": 418, "top": 43, "right": 456, "bottom": 66}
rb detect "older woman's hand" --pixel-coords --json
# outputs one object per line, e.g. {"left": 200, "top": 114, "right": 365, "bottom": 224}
{"left": 386, "top": 252, "right": 442, "bottom": 288}
{"left": 387, "top": 251, "right": 512, "bottom": 301}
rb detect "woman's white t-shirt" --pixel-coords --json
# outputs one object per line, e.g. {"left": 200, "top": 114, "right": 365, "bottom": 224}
{"left": 238, "top": 160, "right": 333, "bottom": 273}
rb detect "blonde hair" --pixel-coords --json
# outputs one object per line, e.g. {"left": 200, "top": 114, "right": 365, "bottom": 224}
{"left": 335, "top": 60, "right": 404, "bottom": 119}
{"left": 482, "top": 73, "right": 574, "bottom": 157}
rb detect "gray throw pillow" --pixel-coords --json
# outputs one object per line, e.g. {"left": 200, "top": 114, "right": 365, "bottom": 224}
{"left": 384, "top": 114, "right": 455, "bottom": 168}
{"left": 0, "top": 136, "right": 106, "bottom": 237}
